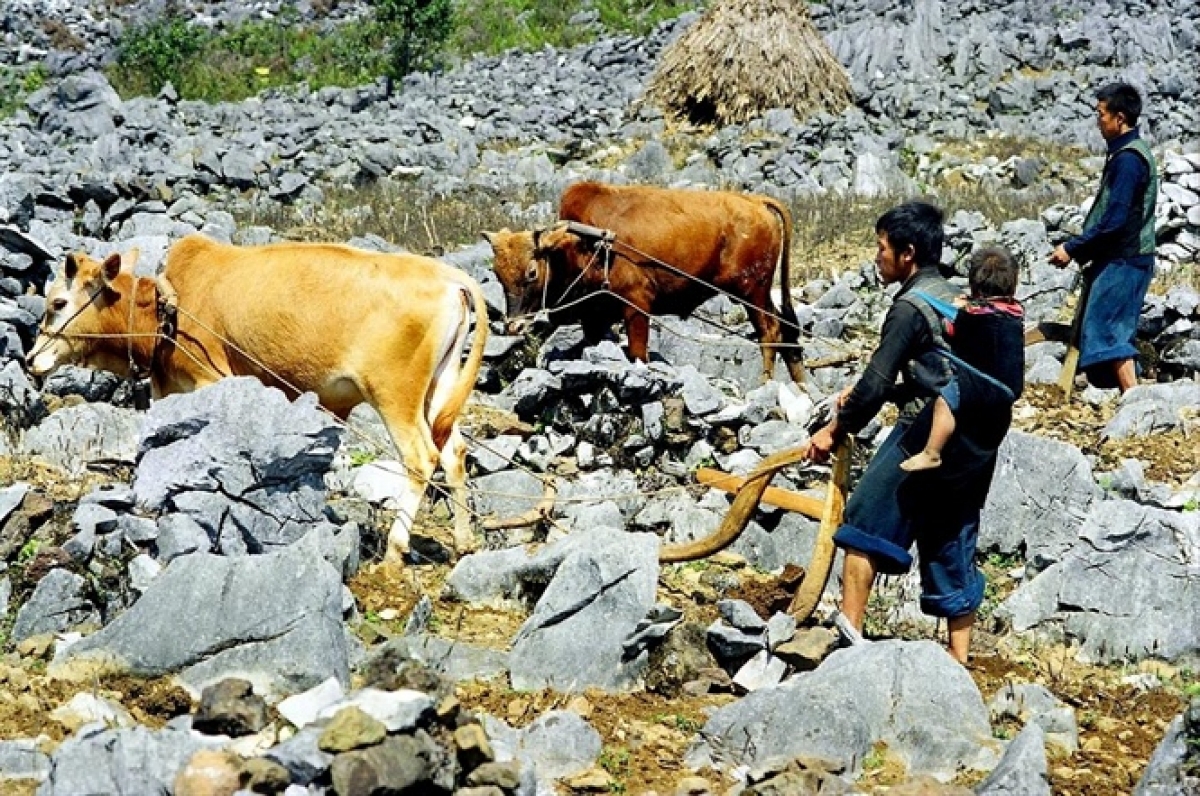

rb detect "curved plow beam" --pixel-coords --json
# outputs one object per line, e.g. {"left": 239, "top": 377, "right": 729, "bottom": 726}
{"left": 787, "top": 437, "right": 853, "bottom": 622}
{"left": 659, "top": 443, "right": 811, "bottom": 563}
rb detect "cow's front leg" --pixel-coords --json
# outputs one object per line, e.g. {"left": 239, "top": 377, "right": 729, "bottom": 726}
{"left": 624, "top": 308, "right": 652, "bottom": 363}
{"left": 580, "top": 314, "right": 611, "bottom": 346}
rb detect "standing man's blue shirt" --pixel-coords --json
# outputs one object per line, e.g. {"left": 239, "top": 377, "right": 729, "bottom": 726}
{"left": 1064, "top": 128, "right": 1150, "bottom": 265}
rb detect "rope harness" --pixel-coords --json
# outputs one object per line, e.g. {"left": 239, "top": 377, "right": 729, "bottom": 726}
{"left": 28, "top": 253, "right": 836, "bottom": 552}
{"left": 518, "top": 222, "right": 864, "bottom": 367}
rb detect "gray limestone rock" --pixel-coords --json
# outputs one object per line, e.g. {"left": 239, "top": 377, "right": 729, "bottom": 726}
{"left": 54, "top": 528, "right": 348, "bottom": 698}
{"left": 36, "top": 725, "right": 222, "bottom": 796}
{"left": 132, "top": 378, "right": 341, "bottom": 554}
{"left": 1105, "top": 383, "right": 1200, "bottom": 439}
{"left": 508, "top": 528, "right": 659, "bottom": 692}
{"left": 687, "top": 640, "right": 995, "bottom": 778}
{"left": 0, "top": 737, "right": 50, "bottom": 783}
{"left": 980, "top": 432, "right": 1101, "bottom": 572}
{"left": 20, "top": 403, "right": 141, "bottom": 477}
{"left": 1134, "top": 700, "right": 1200, "bottom": 795}
{"left": 998, "top": 499, "right": 1200, "bottom": 663}
{"left": 11, "top": 568, "right": 98, "bottom": 644}
{"left": 975, "top": 723, "right": 1051, "bottom": 796}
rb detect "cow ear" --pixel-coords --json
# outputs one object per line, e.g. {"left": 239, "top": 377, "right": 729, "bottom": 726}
{"left": 64, "top": 253, "right": 79, "bottom": 280}
{"left": 101, "top": 253, "right": 123, "bottom": 285}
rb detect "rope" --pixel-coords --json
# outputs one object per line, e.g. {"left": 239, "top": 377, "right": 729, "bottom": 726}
{"left": 614, "top": 237, "right": 804, "bottom": 335}
{"left": 525, "top": 283, "right": 860, "bottom": 364}
{"left": 34, "top": 275, "right": 832, "bottom": 544}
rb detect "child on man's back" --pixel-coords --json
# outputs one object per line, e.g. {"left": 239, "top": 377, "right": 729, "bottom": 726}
{"left": 901, "top": 246, "right": 1025, "bottom": 472}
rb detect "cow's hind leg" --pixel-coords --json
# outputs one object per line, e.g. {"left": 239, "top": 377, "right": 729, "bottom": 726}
{"left": 438, "top": 422, "right": 475, "bottom": 554}
{"left": 748, "top": 306, "right": 785, "bottom": 383}
{"left": 778, "top": 301, "right": 807, "bottom": 384}
{"left": 371, "top": 396, "right": 440, "bottom": 564}
{"left": 624, "top": 306, "right": 652, "bottom": 363}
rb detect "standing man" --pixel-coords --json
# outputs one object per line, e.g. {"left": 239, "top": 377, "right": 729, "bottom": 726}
{"left": 1049, "top": 81, "right": 1158, "bottom": 392}
{"left": 807, "top": 201, "right": 1018, "bottom": 664}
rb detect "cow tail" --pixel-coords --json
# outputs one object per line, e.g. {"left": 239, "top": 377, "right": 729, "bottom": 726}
{"left": 764, "top": 198, "right": 800, "bottom": 346}
{"left": 430, "top": 272, "right": 489, "bottom": 449}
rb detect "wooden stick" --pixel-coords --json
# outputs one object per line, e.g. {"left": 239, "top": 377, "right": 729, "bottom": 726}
{"left": 481, "top": 479, "right": 558, "bottom": 531}
{"left": 696, "top": 467, "right": 825, "bottom": 519}
{"left": 1058, "top": 271, "right": 1094, "bottom": 401}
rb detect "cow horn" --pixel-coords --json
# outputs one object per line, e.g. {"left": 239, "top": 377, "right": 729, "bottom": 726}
{"left": 532, "top": 221, "right": 571, "bottom": 250}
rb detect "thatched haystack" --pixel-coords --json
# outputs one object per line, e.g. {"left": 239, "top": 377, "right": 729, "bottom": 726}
{"left": 645, "top": 0, "right": 854, "bottom": 126}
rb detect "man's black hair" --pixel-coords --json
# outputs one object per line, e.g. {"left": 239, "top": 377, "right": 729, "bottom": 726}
{"left": 1097, "top": 82, "right": 1143, "bottom": 126}
{"left": 968, "top": 245, "right": 1019, "bottom": 298}
{"left": 875, "top": 200, "right": 945, "bottom": 269}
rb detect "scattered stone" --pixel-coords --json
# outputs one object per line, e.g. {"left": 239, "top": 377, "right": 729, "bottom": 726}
{"left": 193, "top": 678, "right": 269, "bottom": 738}
{"left": 318, "top": 705, "right": 388, "bottom": 753}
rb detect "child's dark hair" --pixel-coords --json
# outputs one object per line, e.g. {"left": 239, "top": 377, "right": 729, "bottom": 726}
{"left": 968, "top": 246, "right": 1019, "bottom": 298}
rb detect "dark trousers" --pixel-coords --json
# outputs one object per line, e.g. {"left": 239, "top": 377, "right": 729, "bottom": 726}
{"left": 832, "top": 418, "right": 986, "bottom": 619}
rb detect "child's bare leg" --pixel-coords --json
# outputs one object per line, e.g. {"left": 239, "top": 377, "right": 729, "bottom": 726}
{"left": 901, "top": 396, "right": 956, "bottom": 471}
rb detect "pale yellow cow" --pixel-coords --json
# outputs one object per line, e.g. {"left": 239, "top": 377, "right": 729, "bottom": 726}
{"left": 28, "top": 234, "right": 488, "bottom": 560}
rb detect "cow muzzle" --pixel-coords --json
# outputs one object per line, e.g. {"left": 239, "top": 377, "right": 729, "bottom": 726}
{"left": 26, "top": 335, "right": 67, "bottom": 379}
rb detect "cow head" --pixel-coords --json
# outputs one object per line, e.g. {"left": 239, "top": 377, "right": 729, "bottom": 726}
{"left": 483, "top": 227, "right": 553, "bottom": 334}
{"left": 27, "top": 249, "right": 138, "bottom": 378}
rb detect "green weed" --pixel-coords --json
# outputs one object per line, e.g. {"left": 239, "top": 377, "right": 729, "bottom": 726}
{"left": 449, "top": 0, "right": 697, "bottom": 54}
{"left": 597, "top": 745, "right": 631, "bottom": 793}
{"left": 16, "top": 538, "right": 41, "bottom": 566}
{"left": 650, "top": 712, "right": 702, "bottom": 733}
{"left": 862, "top": 742, "right": 888, "bottom": 771}
{"left": 0, "top": 65, "right": 47, "bottom": 118}
{"left": 106, "top": 0, "right": 702, "bottom": 102}
{"left": 108, "top": 10, "right": 388, "bottom": 101}
{"left": 349, "top": 449, "right": 379, "bottom": 468}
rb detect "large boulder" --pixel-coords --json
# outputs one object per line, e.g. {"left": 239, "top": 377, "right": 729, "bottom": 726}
{"left": 1104, "top": 383, "right": 1200, "bottom": 439}
{"left": 507, "top": 528, "right": 660, "bottom": 692}
{"left": 133, "top": 377, "right": 342, "bottom": 554}
{"left": 999, "top": 499, "right": 1200, "bottom": 663}
{"left": 686, "top": 640, "right": 995, "bottom": 778}
{"left": 20, "top": 402, "right": 141, "bottom": 477}
{"left": 1134, "top": 699, "right": 1200, "bottom": 796}
{"left": 53, "top": 527, "right": 349, "bottom": 698}
{"left": 28, "top": 71, "right": 124, "bottom": 140}
{"left": 980, "top": 432, "right": 1101, "bottom": 572}
{"left": 975, "top": 723, "right": 1051, "bottom": 796}
{"left": 36, "top": 725, "right": 222, "bottom": 796}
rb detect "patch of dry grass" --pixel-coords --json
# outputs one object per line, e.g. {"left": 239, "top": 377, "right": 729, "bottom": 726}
{"left": 238, "top": 180, "right": 544, "bottom": 255}
{"left": 937, "top": 133, "right": 1090, "bottom": 166}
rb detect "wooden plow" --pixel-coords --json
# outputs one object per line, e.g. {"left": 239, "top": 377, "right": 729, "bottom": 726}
{"left": 659, "top": 438, "right": 853, "bottom": 623}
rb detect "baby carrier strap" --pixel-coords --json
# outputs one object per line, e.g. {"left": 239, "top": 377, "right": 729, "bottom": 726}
{"left": 902, "top": 291, "right": 1017, "bottom": 406}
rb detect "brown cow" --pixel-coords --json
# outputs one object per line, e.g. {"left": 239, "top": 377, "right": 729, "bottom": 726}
{"left": 485, "top": 182, "right": 806, "bottom": 383}
{"left": 27, "top": 234, "right": 488, "bottom": 562}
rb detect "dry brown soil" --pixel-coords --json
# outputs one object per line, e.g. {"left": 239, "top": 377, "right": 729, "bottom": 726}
{"left": 1, "top": 374, "right": 1195, "bottom": 795}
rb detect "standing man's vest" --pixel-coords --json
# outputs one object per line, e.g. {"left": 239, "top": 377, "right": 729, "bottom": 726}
{"left": 1082, "top": 136, "right": 1158, "bottom": 262}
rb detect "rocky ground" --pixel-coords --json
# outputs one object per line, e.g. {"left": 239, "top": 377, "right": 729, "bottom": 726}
{"left": 1, "top": 0, "right": 1199, "bottom": 795}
